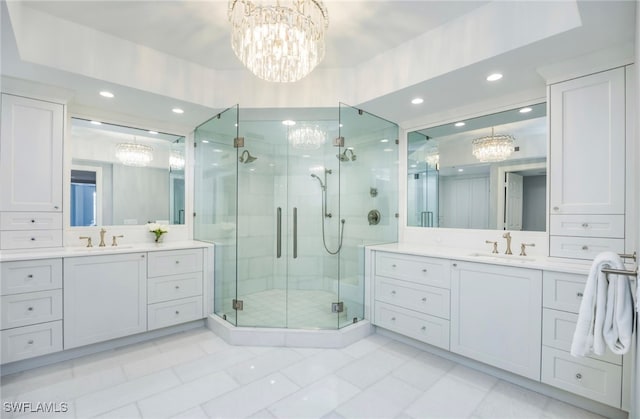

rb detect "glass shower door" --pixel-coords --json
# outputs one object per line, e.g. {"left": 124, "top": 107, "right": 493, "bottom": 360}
{"left": 194, "top": 105, "right": 239, "bottom": 326}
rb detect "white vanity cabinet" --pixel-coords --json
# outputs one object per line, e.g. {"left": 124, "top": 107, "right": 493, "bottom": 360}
{"left": 0, "top": 259, "right": 63, "bottom": 363}
{"left": 548, "top": 67, "right": 627, "bottom": 259}
{"left": 450, "top": 261, "right": 542, "bottom": 380}
{"left": 0, "top": 94, "right": 64, "bottom": 250}
{"left": 541, "top": 271, "right": 623, "bottom": 407}
{"left": 147, "top": 249, "right": 204, "bottom": 330}
{"left": 64, "top": 253, "right": 147, "bottom": 349}
{"left": 372, "top": 252, "right": 451, "bottom": 350}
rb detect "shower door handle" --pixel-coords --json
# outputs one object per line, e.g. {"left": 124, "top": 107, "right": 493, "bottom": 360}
{"left": 293, "top": 207, "right": 298, "bottom": 259}
{"left": 277, "top": 207, "right": 282, "bottom": 258}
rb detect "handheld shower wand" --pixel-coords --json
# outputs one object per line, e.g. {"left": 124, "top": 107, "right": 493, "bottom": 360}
{"left": 310, "top": 170, "right": 345, "bottom": 255}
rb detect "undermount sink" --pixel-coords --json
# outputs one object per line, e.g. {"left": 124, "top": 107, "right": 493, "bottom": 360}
{"left": 69, "top": 245, "right": 135, "bottom": 252}
{"left": 466, "top": 252, "right": 536, "bottom": 263}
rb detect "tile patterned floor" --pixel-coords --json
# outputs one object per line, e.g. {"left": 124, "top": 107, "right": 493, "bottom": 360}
{"left": 0, "top": 328, "right": 607, "bottom": 419}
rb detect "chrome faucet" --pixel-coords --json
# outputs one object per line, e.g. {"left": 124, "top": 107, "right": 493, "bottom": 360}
{"left": 99, "top": 228, "right": 107, "bottom": 247}
{"left": 503, "top": 232, "right": 512, "bottom": 255}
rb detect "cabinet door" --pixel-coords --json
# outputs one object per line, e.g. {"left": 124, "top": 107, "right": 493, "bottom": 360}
{"left": 64, "top": 253, "right": 147, "bottom": 349}
{"left": 450, "top": 261, "right": 542, "bottom": 380}
{"left": 549, "top": 67, "right": 625, "bottom": 215}
{"left": 0, "top": 94, "right": 63, "bottom": 212}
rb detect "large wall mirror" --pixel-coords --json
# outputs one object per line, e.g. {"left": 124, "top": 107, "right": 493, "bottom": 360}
{"left": 407, "top": 103, "right": 546, "bottom": 231}
{"left": 70, "top": 118, "right": 186, "bottom": 227}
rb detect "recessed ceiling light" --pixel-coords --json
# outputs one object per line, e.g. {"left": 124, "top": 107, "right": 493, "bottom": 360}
{"left": 411, "top": 98, "right": 424, "bottom": 105}
{"left": 213, "top": 148, "right": 223, "bottom": 152}
{"left": 282, "top": 120, "right": 296, "bottom": 126}
{"left": 458, "top": 168, "right": 464, "bottom": 172}
{"left": 455, "top": 122, "right": 465, "bottom": 127}
{"left": 302, "top": 154, "right": 310, "bottom": 158}
{"left": 172, "top": 108, "right": 184, "bottom": 114}
{"left": 90, "top": 120, "right": 102, "bottom": 125}
{"left": 380, "top": 139, "right": 389, "bottom": 143}
{"left": 99, "top": 91, "right": 114, "bottom": 98}
{"left": 148, "top": 130, "right": 158, "bottom": 135}
{"left": 519, "top": 107, "right": 533, "bottom": 113}
{"left": 486, "top": 73, "right": 503, "bottom": 82}
{"left": 202, "top": 140, "right": 210, "bottom": 144}
{"left": 383, "top": 148, "right": 393, "bottom": 152}
{"left": 410, "top": 164, "right": 417, "bottom": 168}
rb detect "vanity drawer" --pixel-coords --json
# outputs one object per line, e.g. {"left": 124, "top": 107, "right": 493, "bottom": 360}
{"left": 542, "top": 308, "right": 621, "bottom": 365}
{"left": 542, "top": 271, "right": 586, "bottom": 313}
{"left": 375, "top": 252, "right": 450, "bottom": 288}
{"left": 0, "top": 212, "right": 62, "bottom": 231}
{"left": 148, "top": 272, "right": 203, "bottom": 304}
{"left": 550, "top": 215, "right": 624, "bottom": 238}
{"left": 147, "top": 249, "right": 203, "bottom": 277}
{"left": 549, "top": 236, "right": 624, "bottom": 260}
{"left": 1, "top": 259, "right": 62, "bottom": 295}
{"left": 0, "top": 230, "right": 62, "bottom": 250}
{"left": 374, "top": 302, "right": 450, "bottom": 350}
{"left": 375, "top": 276, "right": 450, "bottom": 319}
{"left": 541, "top": 346, "right": 622, "bottom": 408}
{"left": 1, "top": 320, "right": 63, "bottom": 364}
{"left": 1, "top": 290, "right": 62, "bottom": 329}
{"left": 147, "top": 296, "right": 203, "bottom": 330}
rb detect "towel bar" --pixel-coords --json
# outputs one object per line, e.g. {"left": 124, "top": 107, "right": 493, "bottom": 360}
{"left": 619, "top": 251, "right": 636, "bottom": 262}
{"left": 601, "top": 267, "right": 638, "bottom": 277}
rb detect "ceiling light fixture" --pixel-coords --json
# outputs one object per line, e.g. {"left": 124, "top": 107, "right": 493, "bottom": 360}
{"left": 288, "top": 124, "right": 327, "bottom": 150}
{"left": 424, "top": 148, "right": 440, "bottom": 167}
{"left": 90, "top": 120, "right": 102, "bottom": 125}
{"left": 169, "top": 151, "right": 185, "bottom": 171}
{"left": 172, "top": 108, "right": 184, "bottom": 114}
{"left": 228, "top": 0, "right": 329, "bottom": 83}
{"left": 472, "top": 127, "right": 515, "bottom": 162}
{"left": 148, "top": 130, "right": 158, "bottom": 135}
{"left": 455, "top": 122, "right": 465, "bottom": 127}
{"left": 486, "top": 73, "right": 503, "bottom": 82}
{"left": 282, "top": 120, "right": 296, "bottom": 126}
{"left": 99, "top": 91, "right": 114, "bottom": 98}
{"left": 115, "top": 139, "right": 154, "bottom": 167}
{"left": 411, "top": 98, "right": 424, "bottom": 105}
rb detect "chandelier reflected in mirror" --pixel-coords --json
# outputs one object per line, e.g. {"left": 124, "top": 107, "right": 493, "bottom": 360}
{"left": 169, "top": 151, "right": 185, "bottom": 171}
{"left": 472, "top": 128, "right": 515, "bottom": 162}
{"left": 288, "top": 124, "right": 327, "bottom": 150}
{"left": 424, "top": 148, "right": 439, "bottom": 168}
{"left": 115, "top": 142, "right": 154, "bottom": 167}
{"left": 228, "top": 0, "right": 329, "bottom": 83}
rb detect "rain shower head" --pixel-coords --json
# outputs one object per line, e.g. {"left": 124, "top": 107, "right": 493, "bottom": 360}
{"left": 239, "top": 150, "right": 257, "bottom": 163}
{"left": 336, "top": 149, "right": 356, "bottom": 162}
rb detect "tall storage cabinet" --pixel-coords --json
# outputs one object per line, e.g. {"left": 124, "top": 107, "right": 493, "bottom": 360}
{"left": 0, "top": 93, "right": 64, "bottom": 250}
{"left": 549, "top": 67, "right": 627, "bottom": 259}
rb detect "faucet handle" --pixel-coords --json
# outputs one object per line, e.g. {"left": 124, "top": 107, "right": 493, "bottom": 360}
{"left": 79, "top": 236, "right": 93, "bottom": 247}
{"left": 485, "top": 240, "right": 499, "bottom": 254}
{"left": 520, "top": 243, "right": 535, "bottom": 256}
{"left": 112, "top": 235, "right": 124, "bottom": 247}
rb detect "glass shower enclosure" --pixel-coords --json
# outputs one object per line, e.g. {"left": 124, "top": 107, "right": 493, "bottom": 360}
{"left": 194, "top": 104, "right": 398, "bottom": 329}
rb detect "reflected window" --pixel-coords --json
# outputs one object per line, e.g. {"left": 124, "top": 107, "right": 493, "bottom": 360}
{"left": 70, "top": 168, "right": 99, "bottom": 226}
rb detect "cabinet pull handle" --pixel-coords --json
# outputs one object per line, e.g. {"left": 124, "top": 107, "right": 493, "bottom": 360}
{"left": 553, "top": 206, "right": 559, "bottom": 211}
{"left": 30, "top": 237, "right": 36, "bottom": 241}
{"left": 175, "top": 260, "right": 180, "bottom": 264}
{"left": 576, "top": 292, "right": 584, "bottom": 297}
{"left": 391, "top": 317, "right": 396, "bottom": 321}
{"left": 276, "top": 207, "right": 282, "bottom": 259}
{"left": 27, "top": 340, "right": 34, "bottom": 345}
{"left": 27, "top": 307, "right": 34, "bottom": 311}
{"left": 54, "top": 206, "right": 59, "bottom": 210}
{"left": 175, "top": 310, "right": 180, "bottom": 315}
{"left": 391, "top": 264, "right": 397, "bottom": 268}
{"left": 581, "top": 223, "right": 589, "bottom": 228}
{"left": 421, "top": 268, "right": 427, "bottom": 273}
{"left": 175, "top": 286, "right": 180, "bottom": 290}
{"left": 452, "top": 263, "right": 457, "bottom": 267}
{"left": 30, "top": 219, "right": 35, "bottom": 223}
{"left": 27, "top": 274, "right": 33, "bottom": 278}
{"left": 391, "top": 290, "right": 396, "bottom": 295}
{"left": 575, "top": 373, "right": 582, "bottom": 380}
{"left": 421, "top": 326, "right": 426, "bottom": 331}
{"left": 422, "top": 297, "right": 427, "bottom": 302}
{"left": 582, "top": 246, "right": 589, "bottom": 251}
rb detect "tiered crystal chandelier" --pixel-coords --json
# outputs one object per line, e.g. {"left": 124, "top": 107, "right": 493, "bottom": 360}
{"left": 115, "top": 142, "right": 154, "bottom": 167}
{"left": 288, "top": 124, "right": 327, "bottom": 149}
{"left": 471, "top": 128, "right": 515, "bottom": 162}
{"left": 228, "top": 0, "right": 329, "bottom": 83}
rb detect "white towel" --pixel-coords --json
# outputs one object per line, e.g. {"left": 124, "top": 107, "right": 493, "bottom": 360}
{"left": 571, "top": 251, "right": 634, "bottom": 357}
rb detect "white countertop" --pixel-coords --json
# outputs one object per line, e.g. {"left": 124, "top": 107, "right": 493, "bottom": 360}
{"left": 0, "top": 240, "right": 213, "bottom": 262}
{"left": 367, "top": 242, "right": 598, "bottom": 275}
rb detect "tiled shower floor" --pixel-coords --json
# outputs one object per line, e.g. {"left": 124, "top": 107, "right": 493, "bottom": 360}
{"left": 219, "top": 289, "right": 350, "bottom": 329}
{"left": 0, "top": 328, "right": 607, "bottom": 419}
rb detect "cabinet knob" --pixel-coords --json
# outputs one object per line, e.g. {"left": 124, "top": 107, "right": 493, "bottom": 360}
{"left": 175, "top": 285, "right": 180, "bottom": 290}
{"left": 576, "top": 292, "right": 584, "bottom": 297}
{"left": 54, "top": 206, "right": 59, "bottom": 210}
{"left": 391, "top": 290, "right": 396, "bottom": 295}
{"left": 422, "top": 297, "right": 427, "bottom": 302}
{"left": 175, "top": 260, "right": 180, "bottom": 264}
{"left": 27, "top": 340, "right": 34, "bottom": 345}
{"left": 582, "top": 245, "right": 589, "bottom": 251}
{"left": 30, "top": 237, "right": 36, "bottom": 241}
{"left": 581, "top": 223, "right": 589, "bottom": 228}
{"left": 27, "top": 307, "right": 33, "bottom": 311}
{"left": 575, "top": 373, "right": 582, "bottom": 380}
{"left": 553, "top": 206, "right": 559, "bottom": 211}
{"left": 30, "top": 219, "right": 35, "bottom": 223}
{"left": 421, "top": 326, "right": 426, "bottom": 331}
{"left": 391, "top": 317, "right": 396, "bottom": 321}
{"left": 452, "top": 263, "right": 457, "bottom": 267}
{"left": 27, "top": 274, "right": 33, "bottom": 279}
{"left": 391, "top": 264, "right": 397, "bottom": 268}
{"left": 175, "top": 310, "right": 180, "bottom": 315}
{"left": 421, "top": 268, "right": 427, "bottom": 273}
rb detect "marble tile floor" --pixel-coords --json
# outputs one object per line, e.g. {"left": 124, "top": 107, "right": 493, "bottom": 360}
{"left": 0, "top": 328, "right": 606, "bottom": 419}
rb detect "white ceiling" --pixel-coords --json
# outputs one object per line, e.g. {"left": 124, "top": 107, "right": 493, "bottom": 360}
{"left": 1, "top": 1, "right": 636, "bottom": 133}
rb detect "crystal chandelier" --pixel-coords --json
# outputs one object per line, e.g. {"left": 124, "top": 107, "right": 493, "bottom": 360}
{"left": 288, "top": 124, "right": 327, "bottom": 149}
{"left": 424, "top": 148, "right": 439, "bottom": 168}
{"left": 472, "top": 128, "right": 515, "bottom": 162}
{"left": 169, "top": 151, "right": 185, "bottom": 171}
{"left": 228, "top": 0, "right": 329, "bottom": 83}
{"left": 115, "top": 142, "right": 154, "bottom": 167}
